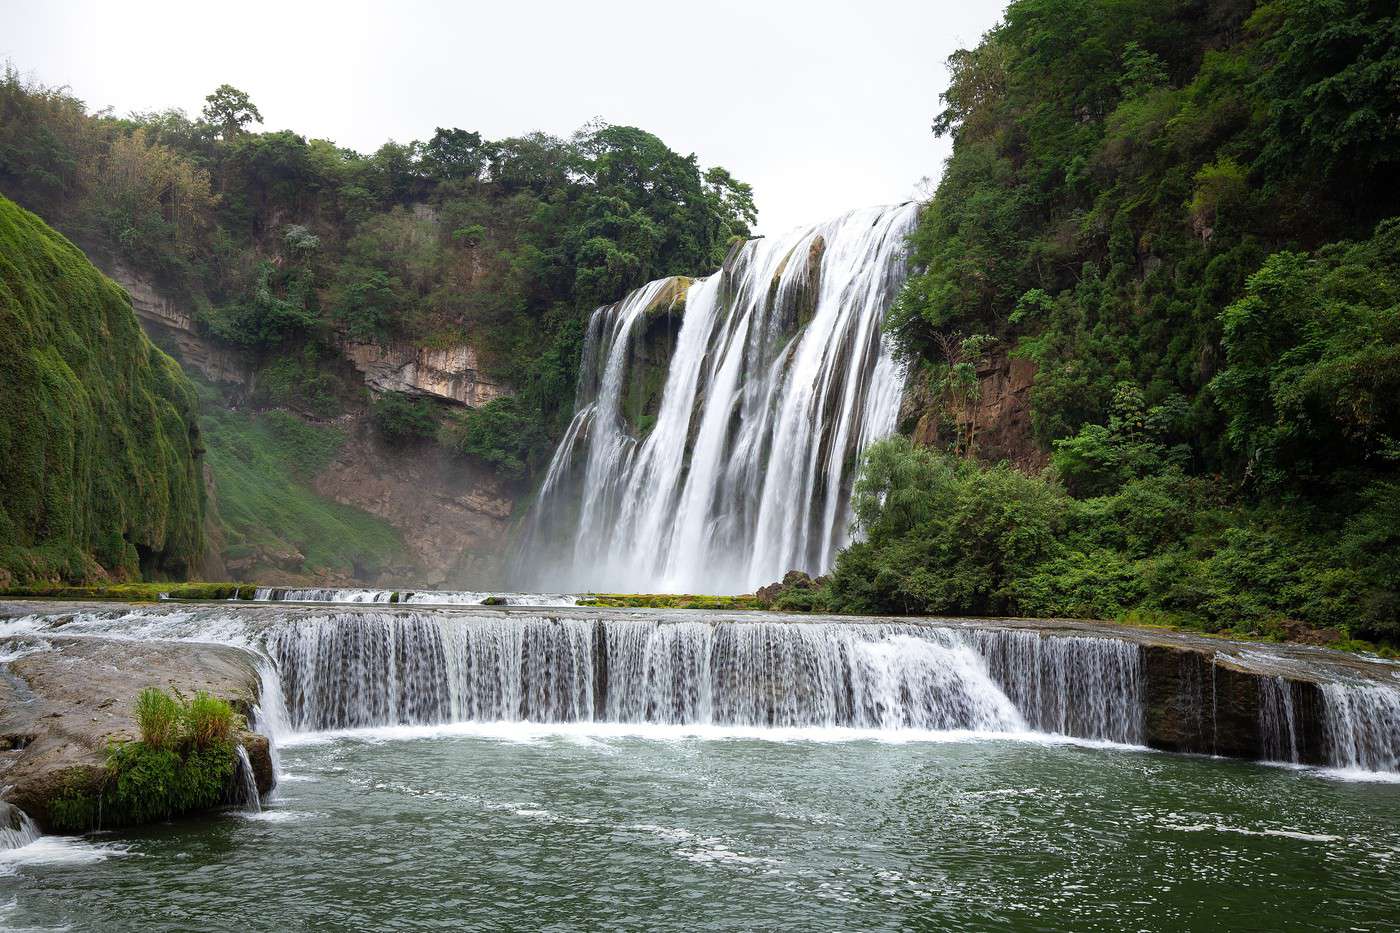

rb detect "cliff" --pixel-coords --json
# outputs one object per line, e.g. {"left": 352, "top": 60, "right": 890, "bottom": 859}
{"left": 94, "top": 261, "right": 519, "bottom": 588}
{"left": 0, "top": 197, "right": 206, "bottom": 586}
{"left": 900, "top": 352, "right": 1047, "bottom": 471}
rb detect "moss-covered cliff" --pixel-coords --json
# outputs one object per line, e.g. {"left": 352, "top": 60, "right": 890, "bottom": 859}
{"left": 0, "top": 196, "right": 205, "bottom": 583}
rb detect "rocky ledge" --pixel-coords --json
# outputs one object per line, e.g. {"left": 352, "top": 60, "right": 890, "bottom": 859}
{"left": 0, "top": 634, "right": 275, "bottom": 831}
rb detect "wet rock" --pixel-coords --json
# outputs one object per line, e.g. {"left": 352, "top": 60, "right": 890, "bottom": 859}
{"left": 0, "top": 636, "right": 275, "bottom": 831}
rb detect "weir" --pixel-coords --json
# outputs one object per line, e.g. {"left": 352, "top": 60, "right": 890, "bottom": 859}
{"left": 4, "top": 604, "right": 1398, "bottom": 777}
{"left": 520, "top": 204, "right": 920, "bottom": 593}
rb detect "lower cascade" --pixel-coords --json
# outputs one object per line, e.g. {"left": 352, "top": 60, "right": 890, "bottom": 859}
{"left": 4, "top": 605, "right": 1398, "bottom": 775}
{"left": 263, "top": 612, "right": 1142, "bottom": 742}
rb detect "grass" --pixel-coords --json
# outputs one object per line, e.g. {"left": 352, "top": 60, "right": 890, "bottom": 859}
{"left": 48, "top": 688, "right": 246, "bottom": 832}
{"left": 198, "top": 400, "right": 407, "bottom": 580}
{"left": 0, "top": 581, "right": 258, "bottom": 601}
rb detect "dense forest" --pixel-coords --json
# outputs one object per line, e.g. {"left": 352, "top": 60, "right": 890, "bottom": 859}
{"left": 0, "top": 68, "right": 755, "bottom": 583}
{"left": 0, "top": 70, "right": 755, "bottom": 472}
{"left": 797, "top": 0, "right": 1399, "bottom": 647}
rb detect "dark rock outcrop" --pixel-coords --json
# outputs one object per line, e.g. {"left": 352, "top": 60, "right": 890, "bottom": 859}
{"left": 901, "top": 352, "right": 1047, "bottom": 471}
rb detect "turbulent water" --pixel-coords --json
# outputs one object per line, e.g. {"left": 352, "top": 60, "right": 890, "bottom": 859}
{"left": 6, "top": 604, "right": 1398, "bottom": 770}
{"left": 521, "top": 205, "right": 920, "bottom": 593}
{"left": 4, "top": 728, "right": 1399, "bottom": 931}
{"left": 4, "top": 603, "right": 1400, "bottom": 929}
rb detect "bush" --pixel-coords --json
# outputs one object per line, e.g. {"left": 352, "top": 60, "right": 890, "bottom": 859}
{"left": 372, "top": 391, "right": 439, "bottom": 443}
{"left": 185, "top": 690, "right": 236, "bottom": 748}
{"left": 827, "top": 438, "right": 1069, "bottom": 615}
{"left": 52, "top": 688, "right": 245, "bottom": 831}
{"left": 439, "top": 396, "right": 546, "bottom": 478}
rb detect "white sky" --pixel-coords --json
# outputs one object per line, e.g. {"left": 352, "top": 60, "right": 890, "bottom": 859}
{"left": 2, "top": 0, "right": 1007, "bottom": 235}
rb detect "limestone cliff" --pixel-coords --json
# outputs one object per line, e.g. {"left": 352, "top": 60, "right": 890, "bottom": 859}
{"left": 337, "top": 338, "right": 509, "bottom": 408}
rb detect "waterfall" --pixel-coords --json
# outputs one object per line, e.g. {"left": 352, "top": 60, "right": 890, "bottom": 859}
{"left": 969, "top": 630, "right": 1143, "bottom": 743}
{"left": 1320, "top": 683, "right": 1400, "bottom": 773}
{"left": 1, "top": 800, "right": 40, "bottom": 851}
{"left": 9, "top": 605, "right": 1397, "bottom": 774}
{"left": 231, "top": 746, "right": 261, "bottom": 813}
{"left": 1258, "top": 676, "right": 1301, "bottom": 763}
{"left": 251, "top": 588, "right": 578, "bottom": 607}
{"left": 520, "top": 204, "right": 920, "bottom": 594}
{"left": 261, "top": 613, "right": 1137, "bottom": 742}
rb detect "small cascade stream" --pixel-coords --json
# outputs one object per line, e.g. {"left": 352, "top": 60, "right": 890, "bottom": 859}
{"left": 1, "top": 800, "right": 41, "bottom": 852}
{"left": 232, "top": 746, "right": 261, "bottom": 814}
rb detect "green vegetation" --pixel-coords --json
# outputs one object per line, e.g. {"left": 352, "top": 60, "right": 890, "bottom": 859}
{"left": 0, "top": 195, "right": 204, "bottom": 586}
{"left": 199, "top": 402, "right": 406, "bottom": 580}
{"left": 0, "top": 71, "right": 757, "bottom": 479}
{"left": 0, "top": 581, "right": 257, "bottom": 601}
{"left": 829, "top": 0, "right": 1400, "bottom": 649}
{"left": 48, "top": 688, "right": 243, "bottom": 832}
{"left": 371, "top": 391, "right": 440, "bottom": 443}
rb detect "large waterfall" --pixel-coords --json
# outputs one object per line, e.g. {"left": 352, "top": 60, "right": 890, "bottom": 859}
{"left": 520, "top": 204, "right": 920, "bottom": 593}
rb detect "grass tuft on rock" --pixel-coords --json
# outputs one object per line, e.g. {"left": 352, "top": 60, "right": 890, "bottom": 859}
{"left": 48, "top": 688, "right": 246, "bottom": 832}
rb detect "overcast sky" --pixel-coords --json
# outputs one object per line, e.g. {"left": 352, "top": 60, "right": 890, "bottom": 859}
{"left": 2, "top": 0, "right": 1007, "bottom": 235}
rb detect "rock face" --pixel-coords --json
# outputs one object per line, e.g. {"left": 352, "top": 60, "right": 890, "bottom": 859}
{"left": 337, "top": 338, "right": 510, "bottom": 408}
{"left": 621, "top": 276, "right": 689, "bottom": 436}
{"left": 90, "top": 254, "right": 520, "bottom": 586}
{"left": 0, "top": 632, "right": 275, "bottom": 831}
{"left": 978, "top": 617, "right": 1384, "bottom": 765}
{"left": 103, "top": 260, "right": 250, "bottom": 386}
{"left": 902, "top": 352, "right": 1047, "bottom": 471}
{"left": 312, "top": 418, "right": 515, "bottom": 586}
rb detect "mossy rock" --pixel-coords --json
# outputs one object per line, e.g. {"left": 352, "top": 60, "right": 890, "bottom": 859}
{"left": 0, "top": 196, "right": 205, "bottom": 584}
{"left": 621, "top": 276, "right": 691, "bottom": 438}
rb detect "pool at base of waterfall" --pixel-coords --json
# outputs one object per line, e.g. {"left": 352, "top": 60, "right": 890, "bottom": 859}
{"left": 3, "top": 727, "right": 1398, "bottom": 931}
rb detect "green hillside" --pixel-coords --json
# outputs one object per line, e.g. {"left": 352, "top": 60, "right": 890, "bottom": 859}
{"left": 0, "top": 195, "right": 204, "bottom": 583}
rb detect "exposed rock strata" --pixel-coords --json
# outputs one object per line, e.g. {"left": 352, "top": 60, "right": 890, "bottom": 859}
{"left": 103, "top": 261, "right": 250, "bottom": 386}
{"left": 0, "top": 633, "right": 275, "bottom": 831}
{"left": 337, "top": 338, "right": 510, "bottom": 408}
{"left": 311, "top": 419, "right": 515, "bottom": 586}
{"left": 901, "top": 352, "right": 1047, "bottom": 471}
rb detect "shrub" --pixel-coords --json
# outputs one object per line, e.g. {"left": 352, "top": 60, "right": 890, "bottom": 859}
{"left": 372, "top": 391, "right": 440, "bottom": 443}
{"left": 439, "top": 396, "right": 546, "bottom": 478}
{"left": 135, "top": 687, "right": 182, "bottom": 750}
{"left": 185, "top": 690, "right": 235, "bottom": 748}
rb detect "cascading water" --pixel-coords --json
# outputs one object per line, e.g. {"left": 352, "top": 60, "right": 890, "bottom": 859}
{"left": 260, "top": 612, "right": 1133, "bottom": 741}
{"left": 520, "top": 204, "right": 920, "bottom": 593}
{"left": 232, "top": 746, "right": 261, "bottom": 813}
{"left": 1319, "top": 683, "right": 1400, "bottom": 773}
{"left": 251, "top": 587, "right": 577, "bottom": 607}
{"left": 7, "top": 605, "right": 1399, "bottom": 775}
{"left": 1, "top": 800, "right": 41, "bottom": 851}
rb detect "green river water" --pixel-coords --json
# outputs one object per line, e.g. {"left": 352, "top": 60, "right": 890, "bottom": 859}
{"left": 2, "top": 724, "right": 1397, "bottom": 931}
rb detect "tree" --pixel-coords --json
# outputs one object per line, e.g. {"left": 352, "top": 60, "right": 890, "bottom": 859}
{"left": 422, "top": 127, "right": 485, "bottom": 182}
{"left": 201, "top": 84, "right": 262, "bottom": 140}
